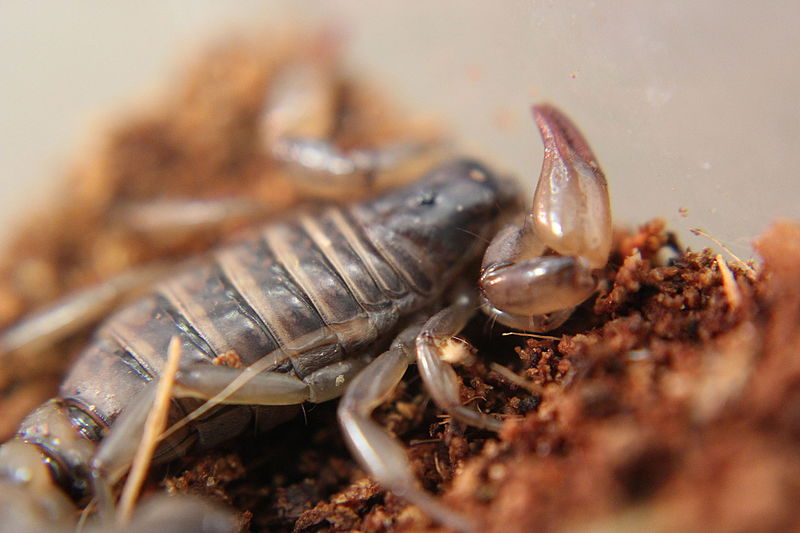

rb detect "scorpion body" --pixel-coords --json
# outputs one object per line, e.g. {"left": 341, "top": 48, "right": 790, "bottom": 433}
{"left": 0, "top": 94, "right": 611, "bottom": 532}
{"left": 1, "top": 159, "right": 515, "bottom": 530}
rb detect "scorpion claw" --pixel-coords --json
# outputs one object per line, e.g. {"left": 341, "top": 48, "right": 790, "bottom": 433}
{"left": 479, "top": 104, "right": 612, "bottom": 331}
{"left": 531, "top": 104, "right": 612, "bottom": 269}
{"left": 480, "top": 255, "right": 596, "bottom": 317}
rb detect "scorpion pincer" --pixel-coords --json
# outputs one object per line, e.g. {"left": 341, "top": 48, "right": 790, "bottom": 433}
{"left": 0, "top": 103, "right": 611, "bottom": 532}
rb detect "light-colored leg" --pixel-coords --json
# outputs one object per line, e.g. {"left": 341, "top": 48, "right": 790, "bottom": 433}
{"left": 175, "top": 355, "right": 372, "bottom": 405}
{"left": 174, "top": 365, "right": 310, "bottom": 405}
{"left": 86, "top": 361, "right": 310, "bottom": 528}
{"left": 91, "top": 367, "right": 310, "bottom": 480}
{"left": 0, "top": 263, "right": 171, "bottom": 359}
{"left": 115, "top": 197, "right": 271, "bottom": 236}
{"left": 338, "top": 324, "right": 474, "bottom": 532}
{"left": 91, "top": 385, "right": 160, "bottom": 524}
{"left": 91, "top": 348, "right": 369, "bottom": 493}
{"left": 416, "top": 293, "right": 503, "bottom": 432}
{"left": 118, "top": 494, "right": 237, "bottom": 533}
{"left": 262, "top": 51, "right": 438, "bottom": 200}
{"left": 271, "top": 137, "right": 435, "bottom": 199}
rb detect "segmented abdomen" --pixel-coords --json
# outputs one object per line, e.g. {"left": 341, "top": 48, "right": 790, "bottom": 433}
{"left": 60, "top": 204, "right": 434, "bottom": 440}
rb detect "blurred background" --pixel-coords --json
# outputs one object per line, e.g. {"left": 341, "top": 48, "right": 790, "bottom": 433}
{"left": 1, "top": 1, "right": 798, "bottom": 256}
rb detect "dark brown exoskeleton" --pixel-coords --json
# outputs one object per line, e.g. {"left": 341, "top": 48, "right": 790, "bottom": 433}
{"left": 0, "top": 60, "right": 611, "bottom": 533}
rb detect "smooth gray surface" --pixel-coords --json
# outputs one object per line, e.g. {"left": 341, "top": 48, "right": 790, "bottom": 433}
{"left": 1, "top": 1, "right": 798, "bottom": 257}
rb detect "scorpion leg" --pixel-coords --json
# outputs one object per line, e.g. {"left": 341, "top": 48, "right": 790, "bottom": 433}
{"left": 120, "top": 59, "right": 437, "bottom": 235}
{"left": 88, "top": 354, "right": 366, "bottom": 525}
{"left": 338, "top": 323, "right": 475, "bottom": 533}
{"left": 416, "top": 291, "right": 503, "bottom": 431}
{"left": 90, "top": 387, "right": 240, "bottom": 531}
{"left": 115, "top": 495, "right": 237, "bottom": 533}
{"left": 479, "top": 104, "right": 612, "bottom": 331}
{"left": 173, "top": 366, "right": 310, "bottom": 405}
{"left": 91, "top": 369, "right": 310, "bottom": 483}
{"left": 0, "top": 262, "right": 171, "bottom": 359}
{"left": 270, "top": 138, "right": 435, "bottom": 198}
{"left": 114, "top": 197, "right": 272, "bottom": 238}
{"left": 263, "top": 56, "right": 437, "bottom": 200}
{"left": 174, "top": 356, "right": 372, "bottom": 406}
{"left": 91, "top": 349, "right": 371, "bottom": 492}
{"left": 90, "top": 385, "right": 162, "bottom": 520}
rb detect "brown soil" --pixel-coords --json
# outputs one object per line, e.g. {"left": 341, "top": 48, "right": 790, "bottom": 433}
{"left": 2, "top": 36, "right": 799, "bottom": 533}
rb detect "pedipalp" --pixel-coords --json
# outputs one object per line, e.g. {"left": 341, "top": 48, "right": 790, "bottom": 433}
{"left": 479, "top": 104, "right": 612, "bottom": 331}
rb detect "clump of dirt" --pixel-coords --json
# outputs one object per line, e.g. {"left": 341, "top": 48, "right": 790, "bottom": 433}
{"left": 2, "top": 35, "right": 800, "bottom": 533}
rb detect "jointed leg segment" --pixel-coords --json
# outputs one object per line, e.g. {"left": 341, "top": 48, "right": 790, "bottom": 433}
{"left": 338, "top": 322, "right": 477, "bottom": 532}
{"left": 89, "top": 344, "right": 367, "bottom": 516}
{"left": 416, "top": 292, "right": 503, "bottom": 432}
{"left": 262, "top": 55, "right": 439, "bottom": 200}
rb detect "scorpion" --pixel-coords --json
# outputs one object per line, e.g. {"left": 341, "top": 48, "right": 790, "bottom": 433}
{"left": 0, "top": 57, "right": 611, "bottom": 533}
